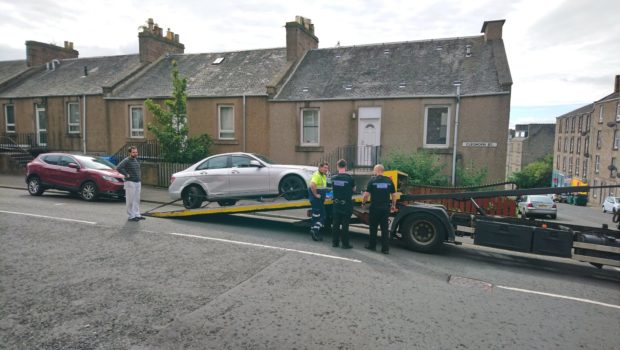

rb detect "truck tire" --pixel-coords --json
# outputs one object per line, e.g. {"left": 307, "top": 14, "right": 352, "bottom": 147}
{"left": 401, "top": 213, "right": 444, "bottom": 253}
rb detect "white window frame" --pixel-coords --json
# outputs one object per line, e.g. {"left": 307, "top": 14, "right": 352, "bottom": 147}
{"left": 595, "top": 155, "right": 600, "bottom": 174}
{"left": 568, "top": 157, "right": 573, "bottom": 175}
{"left": 129, "top": 106, "right": 144, "bottom": 138}
{"left": 218, "top": 105, "right": 235, "bottom": 140}
{"left": 300, "top": 108, "right": 320, "bottom": 146}
{"left": 67, "top": 102, "right": 80, "bottom": 134}
{"left": 4, "top": 104, "right": 15, "bottom": 133}
{"left": 575, "top": 158, "right": 580, "bottom": 176}
{"left": 583, "top": 159, "right": 588, "bottom": 179}
{"left": 423, "top": 106, "right": 450, "bottom": 148}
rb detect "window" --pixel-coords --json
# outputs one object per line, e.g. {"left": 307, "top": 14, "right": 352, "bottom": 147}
{"left": 576, "top": 137, "right": 581, "bottom": 154}
{"left": 558, "top": 121, "right": 562, "bottom": 133}
{"left": 424, "top": 106, "right": 449, "bottom": 147}
{"left": 583, "top": 160, "right": 588, "bottom": 179}
{"left": 571, "top": 117, "right": 576, "bottom": 132}
{"left": 562, "top": 156, "right": 566, "bottom": 171}
{"left": 563, "top": 138, "right": 568, "bottom": 152}
{"left": 599, "top": 105, "right": 604, "bottom": 123}
{"left": 569, "top": 137, "right": 574, "bottom": 153}
{"left": 575, "top": 158, "right": 580, "bottom": 176}
{"left": 617, "top": 103, "right": 620, "bottom": 122}
{"left": 586, "top": 115, "right": 591, "bottom": 131}
{"left": 218, "top": 105, "right": 234, "bottom": 139}
{"left": 614, "top": 130, "right": 619, "bottom": 150}
{"left": 197, "top": 155, "right": 229, "bottom": 170}
{"left": 565, "top": 119, "right": 569, "bottom": 133}
{"left": 568, "top": 157, "right": 573, "bottom": 175}
{"left": 4, "top": 104, "right": 15, "bottom": 133}
{"left": 612, "top": 157, "right": 617, "bottom": 178}
{"left": 596, "top": 130, "right": 602, "bottom": 149}
{"left": 301, "top": 109, "right": 320, "bottom": 145}
{"left": 231, "top": 155, "right": 253, "bottom": 167}
{"left": 556, "top": 155, "right": 560, "bottom": 170}
{"left": 67, "top": 102, "right": 80, "bottom": 134}
{"left": 129, "top": 106, "right": 144, "bottom": 138}
{"left": 595, "top": 155, "right": 600, "bottom": 174}
{"left": 584, "top": 137, "right": 590, "bottom": 154}
{"left": 578, "top": 115, "right": 583, "bottom": 132}
{"left": 557, "top": 137, "right": 561, "bottom": 152}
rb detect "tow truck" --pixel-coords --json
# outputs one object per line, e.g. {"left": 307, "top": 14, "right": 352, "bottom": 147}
{"left": 144, "top": 171, "right": 620, "bottom": 269}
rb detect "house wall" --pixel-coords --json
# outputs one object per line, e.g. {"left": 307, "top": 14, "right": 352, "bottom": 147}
{"left": 269, "top": 94, "right": 510, "bottom": 182}
{"left": 1, "top": 96, "right": 108, "bottom": 154}
{"left": 588, "top": 97, "right": 620, "bottom": 204}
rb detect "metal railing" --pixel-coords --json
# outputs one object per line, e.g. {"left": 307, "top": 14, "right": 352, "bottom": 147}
{"left": 317, "top": 145, "right": 382, "bottom": 173}
{"left": 0, "top": 133, "right": 38, "bottom": 151}
{"left": 110, "top": 140, "right": 162, "bottom": 164}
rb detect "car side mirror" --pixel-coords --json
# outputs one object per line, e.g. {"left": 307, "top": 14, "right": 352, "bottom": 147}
{"left": 249, "top": 160, "right": 263, "bottom": 168}
{"left": 68, "top": 163, "right": 80, "bottom": 169}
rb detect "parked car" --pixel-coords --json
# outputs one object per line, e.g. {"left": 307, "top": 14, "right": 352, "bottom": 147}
{"left": 517, "top": 195, "right": 557, "bottom": 219}
{"left": 169, "top": 152, "right": 317, "bottom": 209}
{"left": 26, "top": 153, "right": 125, "bottom": 201}
{"left": 602, "top": 196, "right": 620, "bottom": 213}
{"left": 550, "top": 193, "right": 567, "bottom": 203}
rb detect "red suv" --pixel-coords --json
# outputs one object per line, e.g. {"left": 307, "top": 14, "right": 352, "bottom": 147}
{"left": 26, "top": 153, "right": 125, "bottom": 201}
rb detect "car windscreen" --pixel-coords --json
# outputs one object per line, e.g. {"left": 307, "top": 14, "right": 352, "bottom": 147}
{"left": 251, "top": 154, "right": 274, "bottom": 164}
{"left": 77, "top": 156, "right": 115, "bottom": 170}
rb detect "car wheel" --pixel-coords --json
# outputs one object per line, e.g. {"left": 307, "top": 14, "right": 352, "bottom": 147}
{"left": 603, "top": 206, "right": 607, "bottom": 213}
{"left": 279, "top": 175, "right": 306, "bottom": 200}
{"left": 613, "top": 208, "right": 617, "bottom": 214}
{"left": 217, "top": 199, "right": 237, "bottom": 206}
{"left": 182, "top": 185, "right": 204, "bottom": 209}
{"left": 80, "top": 181, "right": 99, "bottom": 201}
{"left": 27, "top": 176, "right": 45, "bottom": 196}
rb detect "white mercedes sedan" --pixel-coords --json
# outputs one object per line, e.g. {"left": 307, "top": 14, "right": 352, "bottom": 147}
{"left": 169, "top": 152, "right": 317, "bottom": 209}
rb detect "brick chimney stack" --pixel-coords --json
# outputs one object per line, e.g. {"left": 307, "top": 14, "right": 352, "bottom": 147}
{"left": 481, "top": 19, "right": 506, "bottom": 42}
{"left": 25, "top": 40, "right": 79, "bottom": 67}
{"left": 285, "top": 16, "right": 318, "bottom": 62}
{"left": 138, "top": 18, "right": 185, "bottom": 64}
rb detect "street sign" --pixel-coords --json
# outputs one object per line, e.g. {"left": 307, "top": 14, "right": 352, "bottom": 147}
{"left": 462, "top": 142, "right": 498, "bottom": 147}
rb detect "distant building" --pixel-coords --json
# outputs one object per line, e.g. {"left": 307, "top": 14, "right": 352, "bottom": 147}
{"left": 506, "top": 123, "right": 555, "bottom": 180}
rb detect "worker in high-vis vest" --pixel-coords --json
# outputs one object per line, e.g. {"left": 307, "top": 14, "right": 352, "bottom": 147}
{"left": 308, "top": 162, "right": 329, "bottom": 241}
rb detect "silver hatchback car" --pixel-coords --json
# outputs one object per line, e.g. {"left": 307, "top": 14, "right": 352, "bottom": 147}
{"left": 169, "top": 152, "right": 317, "bottom": 209}
{"left": 517, "top": 195, "right": 557, "bottom": 219}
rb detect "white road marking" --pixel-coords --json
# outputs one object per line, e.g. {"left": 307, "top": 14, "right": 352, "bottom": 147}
{"left": 497, "top": 285, "right": 620, "bottom": 310}
{"left": 169, "top": 232, "right": 362, "bottom": 263}
{"left": 0, "top": 210, "right": 97, "bottom": 225}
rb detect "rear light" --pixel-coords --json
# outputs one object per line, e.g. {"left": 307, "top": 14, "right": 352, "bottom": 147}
{"left": 552, "top": 204, "right": 557, "bottom": 208}
{"left": 170, "top": 176, "right": 175, "bottom": 183}
{"left": 527, "top": 203, "right": 533, "bottom": 208}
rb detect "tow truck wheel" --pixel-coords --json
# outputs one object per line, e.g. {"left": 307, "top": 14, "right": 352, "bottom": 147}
{"left": 279, "top": 175, "right": 306, "bottom": 200}
{"left": 401, "top": 213, "right": 443, "bottom": 253}
{"left": 182, "top": 185, "right": 204, "bottom": 209}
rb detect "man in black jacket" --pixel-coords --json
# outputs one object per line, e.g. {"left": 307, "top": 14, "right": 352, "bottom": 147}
{"left": 117, "top": 146, "right": 144, "bottom": 221}
{"left": 331, "top": 159, "right": 356, "bottom": 249}
{"left": 362, "top": 164, "right": 396, "bottom": 254}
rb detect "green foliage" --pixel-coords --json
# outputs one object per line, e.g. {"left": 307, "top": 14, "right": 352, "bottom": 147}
{"left": 383, "top": 151, "right": 447, "bottom": 186}
{"left": 508, "top": 154, "right": 553, "bottom": 189}
{"left": 145, "top": 60, "right": 212, "bottom": 163}
{"left": 384, "top": 150, "right": 488, "bottom": 187}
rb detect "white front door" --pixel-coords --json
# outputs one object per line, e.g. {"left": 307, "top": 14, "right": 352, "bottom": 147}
{"left": 35, "top": 105, "right": 47, "bottom": 146}
{"left": 357, "top": 107, "right": 381, "bottom": 166}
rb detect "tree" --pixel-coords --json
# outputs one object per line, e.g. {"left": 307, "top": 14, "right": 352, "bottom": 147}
{"left": 145, "top": 60, "right": 212, "bottom": 163}
{"left": 508, "top": 154, "right": 553, "bottom": 189}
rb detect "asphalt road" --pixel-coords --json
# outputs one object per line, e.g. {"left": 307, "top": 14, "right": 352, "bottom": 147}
{"left": 1, "top": 188, "right": 619, "bottom": 350}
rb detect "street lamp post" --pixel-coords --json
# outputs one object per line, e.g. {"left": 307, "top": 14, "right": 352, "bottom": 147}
{"left": 451, "top": 81, "right": 461, "bottom": 186}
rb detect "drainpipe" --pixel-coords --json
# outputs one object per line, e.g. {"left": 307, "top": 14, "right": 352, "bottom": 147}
{"left": 451, "top": 82, "right": 461, "bottom": 186}
{"left": 243, "top": 94, "right": 246, "bottom": 152}
{"left": 82, "top": 95, "right": 87, "bottom": 154}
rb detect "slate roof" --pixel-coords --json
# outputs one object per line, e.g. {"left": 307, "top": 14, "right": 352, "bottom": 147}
{"left": 109, "top": 48, "right": 287, "bottom": 99}
{"left": 274, "top": 36, "right": 511, "bottom": 101}
{"left": 557, "top": 103, "right": 594, "bottom": 119}
{"left": 0, "top": 60, "right": 29, "bottom": 84}
{"left": 0, "top": 55, "right": 142, "bottom": 98}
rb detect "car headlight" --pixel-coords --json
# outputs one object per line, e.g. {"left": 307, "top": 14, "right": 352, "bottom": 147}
{"left": 102, "top": 175, "right": 120, "bottom": 182}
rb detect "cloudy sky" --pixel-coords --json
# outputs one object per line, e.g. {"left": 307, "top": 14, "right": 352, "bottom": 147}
{"left": 1, "top": 0, "right": 618, "bottom": 127}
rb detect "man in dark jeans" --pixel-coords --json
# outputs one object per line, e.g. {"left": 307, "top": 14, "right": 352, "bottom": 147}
{"left": 309, "top": 162, "right": 329, "bottom": 241}
{"left": 362, "top": 164, "right": 396, "bottom": 254}
{"left": 331, "top": 159, "right": 356, "bottom": 249}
